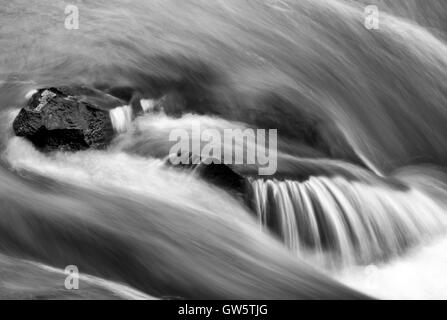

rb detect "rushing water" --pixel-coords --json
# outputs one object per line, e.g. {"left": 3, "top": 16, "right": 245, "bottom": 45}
{"left": 1, "top": 0, "right": 447, "bottom": 299}
{"left": 251, "top": 176, "right": 447, "bottom": 266}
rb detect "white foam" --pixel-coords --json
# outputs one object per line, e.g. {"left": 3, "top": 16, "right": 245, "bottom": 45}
{"left": 337, "top": 237, "right": 447, "bottom": 300}
{"left": 25, "top": 89, "right": 38, "bottom": 99}
{"left": 140, "top": 99, "right": 155, "bottom": 113}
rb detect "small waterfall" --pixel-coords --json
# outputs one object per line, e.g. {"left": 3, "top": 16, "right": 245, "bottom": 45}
{"left": 110, "top": 100, "right": 157, "bottom": 134}
{"left": 110, "top": 105, "right": 133, "bottom": 133}
{"left": 251, "top": 177, "right": 447, "bottom": 266}
{"left": 140, "top": 99, "right": 155, "bottom": 113}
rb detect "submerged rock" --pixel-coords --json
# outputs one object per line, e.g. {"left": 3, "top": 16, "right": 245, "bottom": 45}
{"left": 13, "top": 87, "right": 123, "bottom": 152}
{"left": 196, "top": 161, "right": 249, "bottom": 198}
{"left": 167, "top": 153, "right": 250, "bottom": 200}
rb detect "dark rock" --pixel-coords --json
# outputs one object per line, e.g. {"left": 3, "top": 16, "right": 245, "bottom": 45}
{"left": 104, "top": 86, "right": 136, "bottom": 102}
{"left": 55, "top": 86, "right": 125, "bottom": 110}
{"left": 153, "top": 91, "right": 187, "bottom": 117}
{"left": 196, "top": 161, "right": 249, "bottom": 197}
{"left": 167, "top": 152, "right": 250, "bottom": 200}
{"left": 13, "top": 87, "right": 118, "bottom": 152}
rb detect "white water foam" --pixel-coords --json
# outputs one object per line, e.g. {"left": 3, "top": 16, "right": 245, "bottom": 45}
{"left": 337, "top": 236, "right": 447, "bottom": 300}
{"left": 25, "top": 89, "right": 37, "bottom": 99}
{"left": 140, "top": 99, "right": 155, "bottom": 113}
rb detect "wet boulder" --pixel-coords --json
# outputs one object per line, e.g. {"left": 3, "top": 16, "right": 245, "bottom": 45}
{"left": 167, "top": 152, "right": 250, "bottom": 200}
{"left": 13, "top": 87, "right": 123, "bottom": 152}
{"left": 196, "top": 161, "right": 249, "bottom": 198}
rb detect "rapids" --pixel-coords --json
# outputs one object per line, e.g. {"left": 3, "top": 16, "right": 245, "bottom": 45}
{"left": 1, "top": 0, "right": 447, "bottom": 299}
